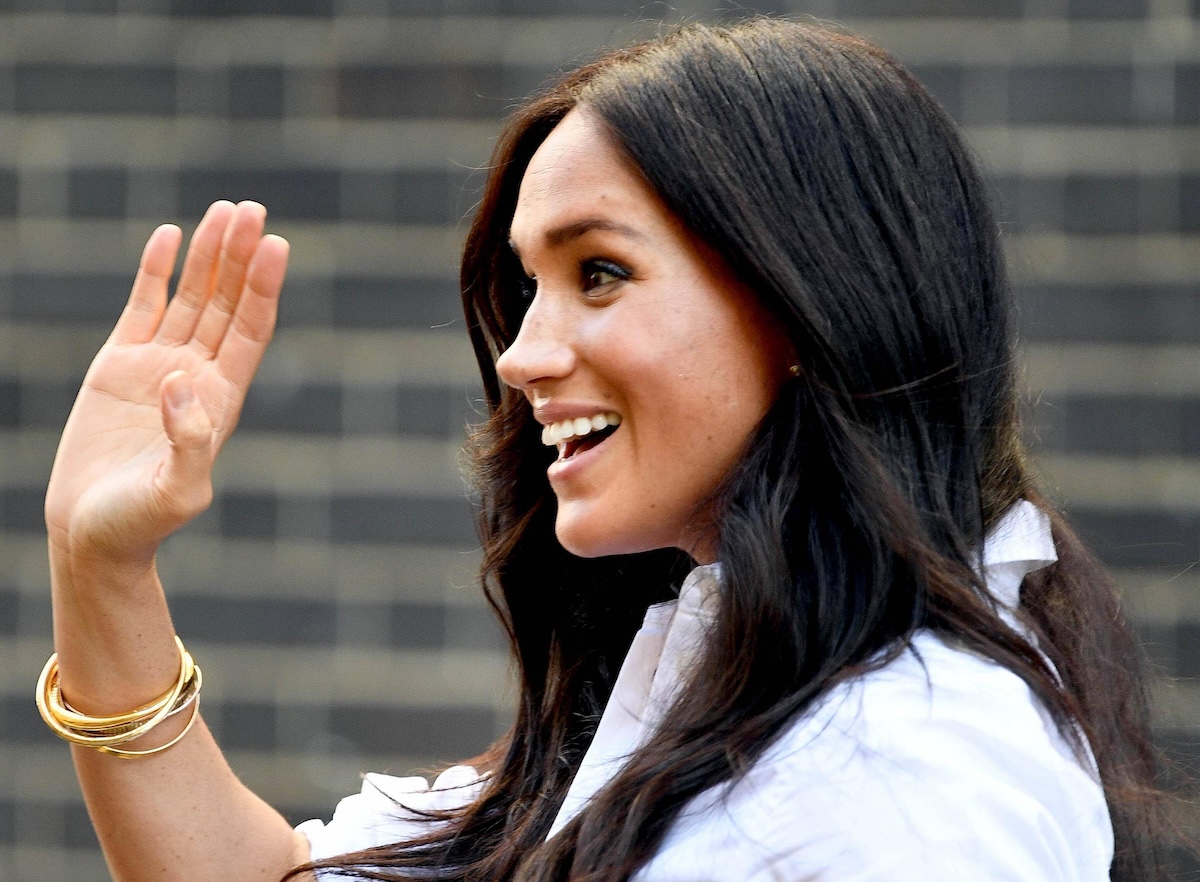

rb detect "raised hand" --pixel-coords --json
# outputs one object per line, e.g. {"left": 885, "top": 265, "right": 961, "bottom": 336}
{"left": 44, "top": 200, "right": 289, "bottom": 568}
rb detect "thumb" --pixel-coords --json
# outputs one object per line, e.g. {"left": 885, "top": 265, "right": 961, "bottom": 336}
{"left": 157, "top": 370, "right": 215, "bottom": 515}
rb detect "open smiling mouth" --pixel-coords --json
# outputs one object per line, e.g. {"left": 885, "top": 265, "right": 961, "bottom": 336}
{"left": 541, "top": 412, "right": 622, "bottom": 461}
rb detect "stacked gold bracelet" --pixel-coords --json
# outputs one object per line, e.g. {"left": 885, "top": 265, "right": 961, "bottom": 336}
{"left": 35, "top": 636, "right": 202, "bottom": 758}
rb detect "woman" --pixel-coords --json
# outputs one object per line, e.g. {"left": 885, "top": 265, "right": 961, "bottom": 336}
{"left": 40, "top": 17, "right": 1165, "bottom": 882}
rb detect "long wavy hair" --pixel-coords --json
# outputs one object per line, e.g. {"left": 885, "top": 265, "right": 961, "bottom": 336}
{"left": 292, "top": 18, "right": 1167, "bottom": 882}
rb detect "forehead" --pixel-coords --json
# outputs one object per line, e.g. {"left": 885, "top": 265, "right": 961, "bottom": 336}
{"left": 509, "top": 110, "right": 662, "bottom": 244}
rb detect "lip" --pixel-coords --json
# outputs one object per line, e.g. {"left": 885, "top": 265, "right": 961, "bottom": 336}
{"left": 546, "top": 425, "right": 617, "bottom": 484}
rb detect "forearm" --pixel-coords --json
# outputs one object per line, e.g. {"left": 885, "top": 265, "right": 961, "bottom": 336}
{"left": 50, "top": 553, "right": 311, "bottom": 882}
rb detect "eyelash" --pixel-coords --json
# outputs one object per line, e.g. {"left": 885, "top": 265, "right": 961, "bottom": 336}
{"left": 580, "top": 259, "right": 630, "bottom": 293}
{"left": 513, "top": 258, "right": 631, "bottom": 305}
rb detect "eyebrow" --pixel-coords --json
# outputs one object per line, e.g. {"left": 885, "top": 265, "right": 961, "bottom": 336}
{"left": 508, "top": 217, "right": 648, "bottom": 257}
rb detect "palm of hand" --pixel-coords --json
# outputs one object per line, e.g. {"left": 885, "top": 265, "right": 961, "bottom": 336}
{"left": 45, "top": 202, "right": 289, "bottom": 565}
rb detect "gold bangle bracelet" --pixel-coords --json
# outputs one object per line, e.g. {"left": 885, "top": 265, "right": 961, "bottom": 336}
{"left": 97, "top": 696, "right": 201, "bottom": 759}
{"left": 43, "top": 637, "right": 191, "bottom": 729}
{"left": 50, "top": 651, "right": 197, "bottom": 730}
{"left": 35, "top": 637, "right": 202, "bottom": 757}
{"left": 50, "top": 665, "right": 202, "bottom": 739}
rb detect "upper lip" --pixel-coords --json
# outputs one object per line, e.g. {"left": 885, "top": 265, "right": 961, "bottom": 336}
{"left": 531, "top": 401, "right": 617, "bottom": 426}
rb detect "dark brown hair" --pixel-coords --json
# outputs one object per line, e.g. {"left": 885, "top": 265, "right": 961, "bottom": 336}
{"left": 292, "top": 18, "right": 1167, "bottom": 881}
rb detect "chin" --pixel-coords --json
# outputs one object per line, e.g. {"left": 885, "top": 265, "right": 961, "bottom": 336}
{"left": 553, "top": 508, "right": 676, "bottom": 560}
{"left": 554, "top": 524, "right": 623, "bottom": 559}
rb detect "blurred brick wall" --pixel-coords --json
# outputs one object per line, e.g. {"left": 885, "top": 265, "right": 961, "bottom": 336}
{"left": 0, "top": 1, "right": 1195, "bottom": 879}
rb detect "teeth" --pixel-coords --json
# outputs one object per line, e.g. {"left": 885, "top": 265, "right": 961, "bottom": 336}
{"left": 540, "top": 412, "right": 621, "bottom": 447}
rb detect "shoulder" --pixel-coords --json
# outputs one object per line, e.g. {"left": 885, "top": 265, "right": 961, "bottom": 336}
{"left": 669, "top": 635, "right": 1114, "bottom": 881}
{"left": 296, "top": 764, "right": 485, "bottom": 866}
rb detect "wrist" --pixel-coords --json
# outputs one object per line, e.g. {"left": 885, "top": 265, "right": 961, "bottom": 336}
{"left": 49, "top": 534, "right": 158, "bottom": 595}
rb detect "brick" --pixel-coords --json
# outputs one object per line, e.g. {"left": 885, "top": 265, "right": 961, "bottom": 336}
{"left": 16, "top": 594, "right": 51, "bottom": 635}
{"left": 239, "top": 381, "right": 343, "bottom": 435}
{"left": 1172, "top": 624, "right": 1200, "bottom": 679}
{"left": 907, "top": 65, "right": 965, "bottom": 121}
{"left": 172, "top": 0, "right": 334, "bottom": 13}
{"left": 396, "top": 385, "right": 456, "bottom": 439}
{"left": 834, "top": 0, "right": 1022, "bottom": 14}
{"left": 1182, "top": 175, "right": 1200, "bottom": 233}
{"left": 11, "top": 803, "right": 60, "bottom": 846}
{"left": 4, "top": 0, "right": 122, "bottom": 9}
{"left": 0, "top": 169, "right": 16, "bottom": 218}
{"left": 1017, "top": 283, "right": 1200, "bottom": 345}
{"left": 274, "top": 275, "right": 333, "bottom": 328}
{"left": 229, "top": 67, "right": 287, "bottom": 120}
{"left": 10, "top": 379, "right": 77, "bottom": 430}
{"left": 63, "top": 803, "right": 99, "bottom": 850}
{"left": 993, "top": 175, "right": 1062, "bottom": 233}
{"left": 1, "top": 696, "right": 50, "bottom": 744}
{"left": 176, "top": 68, "right": 229, "bottom": 117}
{"left": 172, "top": 596, "right": 338, "bottom": 645}
{"left": 218, "top": 491, "right": 278, "bottom": 539}
{"left": 67, "top": 168, "right": 129, "bottom": 219}
{"left": 0, "top": 487, "right": 45, "bottom": 533}
{"left": 178, "top": 169, "right": 341, "bottom": 221}
{"left": 329, "top": 494, "right": 477, "bottom": 545}
{"left": 281, "top": 497, "right": 335, "bottom": 540}
{"left": 1062, "top": 176, "right": 1136, "bottom": 235}
{"left": 445, "top": 603, "right": 506, "bottom": 652}
{"left": 10, "top": 273, "right": 132, "bottom": 323}
{"left": 0, "top": 799, "right": 12, "bottom": 843}
{"left": 338, "top": 65, "right": 550, "bottom": 120}
{"left": 383, "top": 0, "right": 443, "bottom": 12}
{"left": 0, "top": 590, "right": 18, "bottom": 635}
{"left": 1176, "top": 64, "right": 1200, "bottom": 125}
{"left": 14, "top": 64, "right": 175, "bottom": 115}
{"left": 341, "top": 169, "right": 476, "bottom": 225}
{"left": 332, "top": 276, "right": 463, "bottom": 330}
{"left": 389, "top": 601, "right": 447, "bottom": 649}
{"left": 1033, "top": 395, "right": 1200, "bottom": 456}
{"left": 1009, "top": 66, "right": 1135, "bottom": 125}
{"left": 0, "top": 379, "right": 18, "bottom": 428}
{"left": 1069, "top": 508, "right": 1200, "bottom": 568}
{"left": 401, "top": 0, "right": 695, "bottom": 13}
{"left": 328, "top": 703, "right": 494, "bottom": 757}
{"left": 1067, "top": 0, "right": 1147, "bottom": 15}
{"left": 211, "top": 700, "right": 278, "bottom": 750}
{"left": 342, "top": 385, "right": 400, "bottom": 436}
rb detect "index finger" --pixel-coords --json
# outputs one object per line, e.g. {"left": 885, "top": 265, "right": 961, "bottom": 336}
{"left": 108, "top": 224, "right": 182, "bottom": 345}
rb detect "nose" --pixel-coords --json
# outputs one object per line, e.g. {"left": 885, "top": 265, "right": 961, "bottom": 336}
{"left": 495, "top": 293, "right": 576, "bottom": 391}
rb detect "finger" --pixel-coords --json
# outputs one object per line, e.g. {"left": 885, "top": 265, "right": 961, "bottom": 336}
{"left": 155, "top": 371, "right": 215, "bottom": 521}
{"left": 215, "top": 234, "right": 289, "bottom": 398}
{"left": 190, "top": 201, "right": 267, "bottom": 357}
{"left": 109, "top": 225, "right": 182, "bottom": 346}
{"left": 155, "top": 201, "right": 237, "bottom": 345}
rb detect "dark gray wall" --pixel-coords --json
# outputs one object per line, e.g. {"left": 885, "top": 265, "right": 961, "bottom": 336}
{"left": 0, "top": 1, "right": 1196, "bottom": 878}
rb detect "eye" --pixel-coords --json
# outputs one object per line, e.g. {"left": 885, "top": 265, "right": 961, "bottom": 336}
{"left": 517, "top": 272, "right": 537, "bottom": 302}
{"left": 581, "top": 259, "right": 630, "bottom": 293}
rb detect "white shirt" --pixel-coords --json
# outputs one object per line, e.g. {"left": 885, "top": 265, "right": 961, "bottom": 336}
{"left": 298, "top": 500, "right": 1114, "bottom": 879}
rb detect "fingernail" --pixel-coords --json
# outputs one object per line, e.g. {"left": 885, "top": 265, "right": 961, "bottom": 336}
{"left": 165, "top": 378, "right": 194, "bottom": 410}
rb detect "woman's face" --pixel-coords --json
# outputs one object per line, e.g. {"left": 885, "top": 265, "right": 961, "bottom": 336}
{"left": 497, "top": 109, "right": 792, "bottom": 563}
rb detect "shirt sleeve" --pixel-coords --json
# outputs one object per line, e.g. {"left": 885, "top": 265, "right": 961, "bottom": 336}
{"left": 296, "top": 764, "right": 486, "bottom": 874}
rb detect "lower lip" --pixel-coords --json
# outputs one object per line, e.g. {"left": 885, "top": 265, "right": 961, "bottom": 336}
{"left": 547, "top": 431, "right": 615, "bottom": 484}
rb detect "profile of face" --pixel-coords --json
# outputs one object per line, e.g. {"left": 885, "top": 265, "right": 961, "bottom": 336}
{"left": 497, "top": 109, "right": 792, "bottom": 563}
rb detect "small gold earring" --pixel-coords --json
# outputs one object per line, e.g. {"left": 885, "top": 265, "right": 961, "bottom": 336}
{"left": 788, "top": 364, "right": 801, "bottom": 377}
